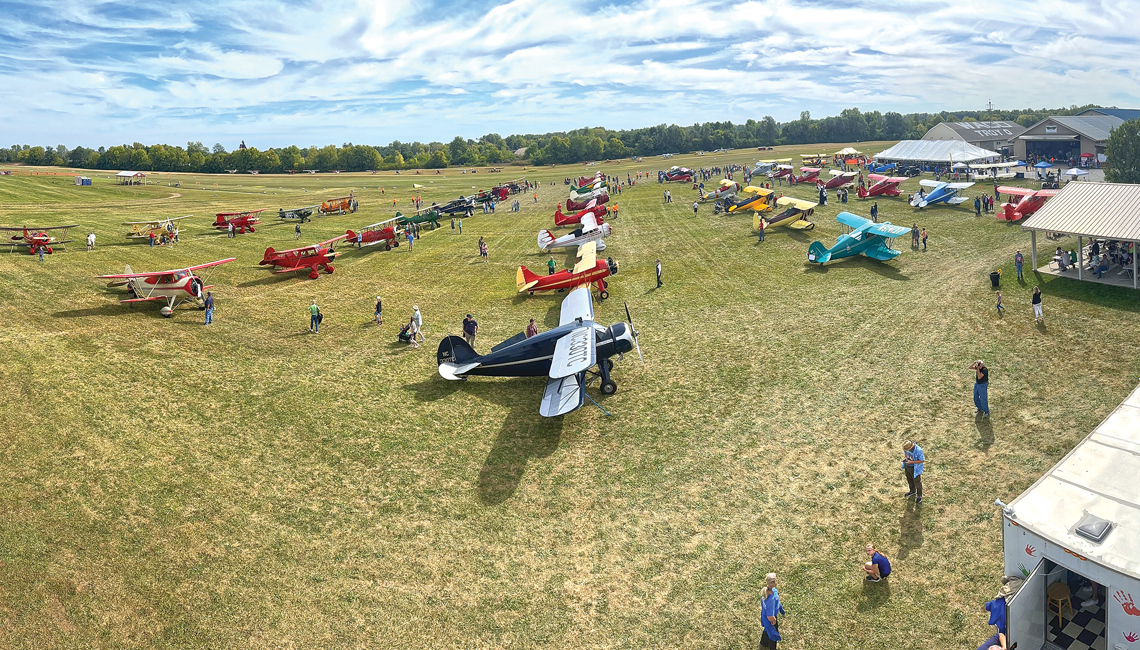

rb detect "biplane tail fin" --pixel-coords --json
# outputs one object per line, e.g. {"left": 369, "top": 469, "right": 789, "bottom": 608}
{"left": 259, "top": 247, "right": 275, "bottom": 265}
{"left": 537, "top": 230, "right": 556, "bottom": 251}
{"left": 807, "top": 241, "right": 831, "bottom": 265}
{"left": 516, "top": 265, "right": 541, "bottom": 292}
{"left": 345, "top": 229, "right": 357, "bottom": 241}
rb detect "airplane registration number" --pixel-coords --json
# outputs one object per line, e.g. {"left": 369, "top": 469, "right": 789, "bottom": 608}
{"left": 563, "top": 328, "right": 591, "bottom": 369}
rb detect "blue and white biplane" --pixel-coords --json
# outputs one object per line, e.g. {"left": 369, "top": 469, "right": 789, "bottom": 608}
{"left": 910, "top": 179, "right": 974, "bottom": 208}
{"left": 807, "top": 212, "right": 911, "bottom": 265}
{"left": 437, "top": 286, "right": 642, "bottom": 417}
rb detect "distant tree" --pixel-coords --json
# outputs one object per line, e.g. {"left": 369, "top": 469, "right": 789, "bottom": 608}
{"left": 585, "top": 136, "right": 604, "bottom": 161}
{"left": 883, "top": 112, "right": 907, "bottom": 140}
{"left": 212, "top": 142, "right": 227, "bottom": 154}
{"left": 1105, "top": 119, "right": 1140, "bottom": 183}
{"left": 426, "top": 149, "right": 449, "bottom": 169}
{"left": 448, "top": 136, "right": 469, "bottom": 166}
{"left": 605, "top": 137, "right": 627, "bottom": 159}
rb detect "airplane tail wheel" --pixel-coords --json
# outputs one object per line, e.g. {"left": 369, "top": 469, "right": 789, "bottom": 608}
{"left": 599, "top": 290, "right": 609, "bottom": 300}
{"left": 600, "top": 380, "right": 617, "bottom": 395}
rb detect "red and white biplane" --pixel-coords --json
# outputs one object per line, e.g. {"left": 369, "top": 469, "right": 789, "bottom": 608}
{"left": 214, "top": 209, "right": 264, "bottom": 234}
{"left": 97, "top": 258, "right": 235, "bottom": 317}
{"left": 345, "top": 219, "right": 400, "bottom": 251}
{"left": 996, "top": 186, "right": 1059, "bottom": 221}
{"left": 517, "top": 241, "right": 619, "bottom": 300}
{"left": 857, "top": 175, "right": 908, "bottom": 198}
{"left": 259, "top": 235, "right": 347, "bottom": 279}
{"left": 817, "top": 170, "right": 858, "bottom": 190}
{"left": 554, "top": 201, "right": 609, "bottom": 227}
{"left": 789, "top": 167, "right": 821, "bottom": 184}
{"left": 566, "top": 193, "right": 608, "bottom": 211}
{"left": 1, "top": 224, "right": 78, "bottom": 255}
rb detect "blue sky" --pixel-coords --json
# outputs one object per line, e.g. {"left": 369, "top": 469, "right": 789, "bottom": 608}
{"left": 2, "top": 0, "right": 1139, "bottom": 148}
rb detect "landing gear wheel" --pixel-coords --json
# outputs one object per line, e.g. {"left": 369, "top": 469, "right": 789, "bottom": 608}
{"left": 385, "top": 242, "right": 392, "bottom": 251}
{"left": 604, "top": 359, "right": 614, "bottom": 372}
{"left": 600, "top": 380, "right": 617, "bottom": 395}
{"left": 599, "top": 290, "right": 609, "bottom": 300}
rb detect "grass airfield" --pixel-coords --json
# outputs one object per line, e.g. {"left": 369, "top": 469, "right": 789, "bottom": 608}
{"left": 1, "top": 145, "right": 1139, "bottom": 649}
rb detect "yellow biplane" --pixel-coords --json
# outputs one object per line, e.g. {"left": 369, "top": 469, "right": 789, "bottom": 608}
{"left": 726, "top": 186, "right": 775, "bottom": 214}
{"left": 123, "top": 215, "right": 191, "bottom": 244}
{"left": 755, "top": 197, "right": 818, "bottom": 232}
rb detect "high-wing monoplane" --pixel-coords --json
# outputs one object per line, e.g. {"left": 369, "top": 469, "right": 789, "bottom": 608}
{"left": 517, "top": 241, "right": 618, "bottom": 300}
{"left": 807, "top": 212, "right": 911, "bottom": 265}
{"left": 818, "top": 170, "right": 858, "bottom": 189}
{"left": 996, "top": 186, "right": 1059, "bottom": 221}
{"left": 259, "top": 235, "right": 348, "bottom": 279}
{"left": 278, "top": 205, "right": 320, "bottom": 223}
{"left": 97, "top": 258, "right": 235, "bottom": 317}
{"left": 539, "top": 211, "right": 611, "bottom": 253}
{"left": 214, "top": 209, "right": 264, "bottom": 233}
{"left": 857, "top": 174, "right": 908, "bottom": 198}
{"left": 726, "top": 186, "right": 774, "bottom": 214}
{"left": 758, "top": 197, "right": 818, "bottom": 231}
{"left": 1, "top": 224, "right": 78, "bottom": 254}
{"left": 769, "top": 164, "right": 795, "bottom": 179}
{"left": 436, "top": 286, "right": 642, "bottom": 417}
{"left": 123, "top": 216, "right": 190, "bottom": 243}
{"left": 910, "top": 180, "right": 974, "bottom": 208}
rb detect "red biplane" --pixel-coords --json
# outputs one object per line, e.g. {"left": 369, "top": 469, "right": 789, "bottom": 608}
{"left": 996, "top": 187, "right": 1059, "bottom": 221}
{"left": 97, "top": 258, "right": 235, "bottom": 317}
{"left": 1, "top": 224, "right": 78, "bottom": 255}
{"left": 857, "top": 174, "right": 909, "bottom": 198}
{"left": 789, "top": 167, "right": 821, "bottom": 184}
{"left": 566, "top": 193, "right": 608, "bottom": 211}
{"left": 259, "top": 235, "right": 347, "bottom": 279}
{"left": 214, "top": 209, "right": 264, "bottom": 234}
{"left": 770, "top": 164, "right": 795, "bottom": 179}
{"left": 516, "top": 242, "right": 618, "bottom": 300}
{"left": 345, "top": 219, "right": 400, "bottom": 251}
{"left": 817, "top": 170, "right": 858, "bottom": 190}
{"left": 663, "top": 167, "right": 693, "bottom": 182}
{"left": 554, "top": 201, "right": 609, "bottom": 227}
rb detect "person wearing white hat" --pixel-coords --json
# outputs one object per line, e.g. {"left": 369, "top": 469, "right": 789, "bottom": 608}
{"left": 374, "top": 296, "right": 383, "bottom": 326}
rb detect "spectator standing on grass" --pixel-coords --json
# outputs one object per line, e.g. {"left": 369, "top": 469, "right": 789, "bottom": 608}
{"left": 1014, "top": 250, "right": 1023, "bottom": 280}
{"left": 309, "top": 299, "right": 320, "bottom": 333}
{"left": 975, "top": 196, "right": 982, "bottom": 216}
{"left": 693, "top": 201, "right": 699, "bottom": 216}
{"left": 870, "top": 202, "right": 878, "bottom": 223}
{"left": 480, "top": 240, "right": 488, "bottom": 261}
{"left": 758, "top": 218, "right": 766, "bottom": 243}
{"left": 458, "top": 217, "right": 463, "bottom": 234}
{"left": 412, "top": 305, "right": 423, "bottom": 333}
{"left": 526, "top": 318, "right": 538, "bottom": 338}
{"left": 406, "top": 229, "right": 413, "bottom": 251}
{"left": 86, "top": 231, "right": 95, "bottom": 251}
{"left": 295, "top": 223, "right": 301, "bottom": 240}
{"left": 656, "top": 259, "right": 663, "bottom": 287}
{"left": 759, "top": 573, "right": 784, "bottom": 649}
{"left": 970, "top": 360, "right": 990, "bottom": 417}
{"left": 375, "top": 296, "right": 383, "bottom": 326}
{"left": 921, "top": 227, "right": 927, "bottom": 250}
{"left": 902, "top": 441, "right": 925, "bottom": 502}
{"left": 204, "top": 291, "right": 214, "bottom": 325}
{"left": 548, "top": 256, "right": 556, "bottom": 275}
{"left": 462, "top": 314, "right": 478, "bottom": 347}
{"left": 863, "top": 543, "right": 893, "bottom": 581}
{"left": 996, "top": 291, "right": 1004, "bottom": 315}
{"left": 1031, "top": 286, "right": 1043, "bottom": 323}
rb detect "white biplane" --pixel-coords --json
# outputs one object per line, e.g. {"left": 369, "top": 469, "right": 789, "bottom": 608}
{"left": 97, "top": 258, "right": 235, "bottom": 318}
{"left": 538, "top": 209, "right": 611, "bottom": 253}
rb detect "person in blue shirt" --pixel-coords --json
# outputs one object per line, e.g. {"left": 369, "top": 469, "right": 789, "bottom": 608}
{"left": 863, "top": 543, "right": 892, "bottom": 582}
{"left": 760, "top": 573, "right": 785, "bottom": 648}
{"left": 903, "top": 441, "right": 925, "bottom": 503}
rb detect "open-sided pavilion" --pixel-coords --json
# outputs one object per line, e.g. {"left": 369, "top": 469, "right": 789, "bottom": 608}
{"left": 1021, "top": 182, "right": 1140, "bottom": 289}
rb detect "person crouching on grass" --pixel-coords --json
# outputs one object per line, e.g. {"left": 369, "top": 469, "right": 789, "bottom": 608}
{"left": 862, "top": 544, "right": 892, "bottom": 582}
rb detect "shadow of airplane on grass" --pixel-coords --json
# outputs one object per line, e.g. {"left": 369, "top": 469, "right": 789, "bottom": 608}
{"left": 404, "top": 376, "right": 566, "bottom": 506}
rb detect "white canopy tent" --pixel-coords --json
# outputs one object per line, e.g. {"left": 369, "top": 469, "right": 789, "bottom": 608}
{"left": 875, "top": 140, "right": 1002, "bottom": 164}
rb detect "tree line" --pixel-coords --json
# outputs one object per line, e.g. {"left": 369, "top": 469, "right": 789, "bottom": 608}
{"left": 0, "top": 104, "right": 1108, "bottom": 172}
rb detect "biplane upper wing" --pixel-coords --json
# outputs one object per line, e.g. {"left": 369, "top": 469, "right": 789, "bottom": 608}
{"left": 96, "top": 258, "right": 236, "bottom": 279}
{"left": 866, "top": 223, "right": 912, "bottom": 239}
{"left": 918, "top": 179, "right": 944, "bottom": 189}
{"left": 580, "top": 213, "right": 600, "bottom": 232}
{"left": 996, "top": 186, "right": 1035, "bottom": 197}
{"left": 1, "top": 224, "right": 79, "bottom": 233}
{"left": 571, "top": 241, "right": 598, "bottom": 274}
{"left": 122, "top": 215, "right": 191, "bottom": 226}
{"left": 946, "top": 182, "right": 975, "bottom": 190}
{"left": 836, "top": 212, "right": 872, "bottom": 230}
{"left": 557, "top": 285, "right": 595, "bottom": 327}
{"left": 800, "top": 167, "right": 821, "bottom": 173}
{"left": 776, "top": 197, "right": 819, "bottom": 211}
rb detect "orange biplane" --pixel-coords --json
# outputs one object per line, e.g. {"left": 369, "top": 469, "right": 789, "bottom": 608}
{"left": 319, "top": 194, "right": 358, "bottom": 215}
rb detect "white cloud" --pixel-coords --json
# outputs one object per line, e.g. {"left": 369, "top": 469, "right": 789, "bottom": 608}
{"left": 1, "top": 0, "right": 1138, "bottom": 146}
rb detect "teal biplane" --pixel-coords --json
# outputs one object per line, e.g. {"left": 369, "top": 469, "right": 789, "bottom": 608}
{"left": 807, "top": 212, "right": 911, "bottom": 265}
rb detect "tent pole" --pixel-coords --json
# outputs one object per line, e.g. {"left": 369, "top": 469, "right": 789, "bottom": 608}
{"left": 1078, "top": 236, "right": 1083, "bottom": 281}
{"left": 1031, "top": 231, "right": 1037, "bottom": 269}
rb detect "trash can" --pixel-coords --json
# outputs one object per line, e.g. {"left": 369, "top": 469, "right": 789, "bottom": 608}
{"left": 990, "top": 271, "right": 1001, "bottom": 288}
